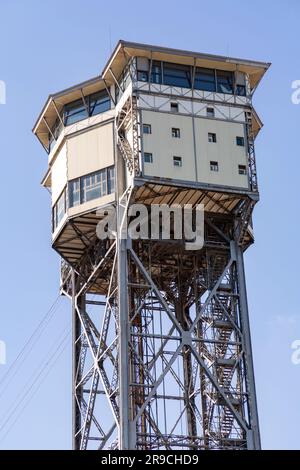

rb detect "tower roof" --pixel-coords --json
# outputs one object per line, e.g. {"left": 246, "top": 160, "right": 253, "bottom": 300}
{"left": 33, "top": 40, "right": 270, "bottom": 150}
{"left": 102, "top": 40, "right": 270, "bottom": 90}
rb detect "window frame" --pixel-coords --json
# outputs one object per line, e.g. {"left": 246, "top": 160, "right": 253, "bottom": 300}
{"left": 170, "top": 102, "right": 179, "bottom": 113}
{"left": 63, "top": 90, "right": 111, "bottom": 127}
{"left": 208, "top": 132, "right": 217, "bottom": 143}
{"left": 173, "top": 156, "right": 182, "bottom": 167}
{"left": 144, "top": 152, "right": 153, "bottom": 164}
{"left": 206, "top": 107, "right": 215, "bottom": 118}
{"left": 171, "top": 127, "right": 181, "bottom": 138}
{"left": 162, "top": 62, "right": 192, "bottom": 88}
{"left": 68, "top": 166, "right": 115, "bottom": 209}
{"left": 210, "top": 161, "right": 219, "bottom": 172}
{"left": 238, "top": 164, "right": 247, "bottom": 175}
{"left": 52, "top": 186, "right": 67, "bottom": 231}
{"left": 194, "top": 67, "right": 216, "bottom": 92}
{"left": 236, "top": 136, "right": 245, "bottom": 147}
{"left": 216, "top": 69, "right": 234, "bottom": 94}
{"left": 143, "top": 124, "right": 152, "bottom": 135}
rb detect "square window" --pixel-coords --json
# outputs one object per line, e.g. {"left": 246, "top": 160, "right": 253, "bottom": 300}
{"left": 172, "top": 127, "right": 180, "bottom": 138}
{"left": 143, "top": 124, "right": 152, "bottom": 134}
{"left": 238, "top": 164, "right": 247, "bottom": 175}
{"left": 170, "top": 102, "right": 179, "bottom": 113}
{"left": 210, "top": 161, "right": 219, "bottom": 172}
{"left": 236, "top": 136, "right": 245, "bottom": 146}
{"left": 208, "top": 132, "right": 217, "bottom": 143}
{"left": 144, "top": 152, "right": 153, "bottom": 163}
{"left": 173, "top": 156, "right": 182, "bottom": 167}
{"left": 206, "top": 107, "right": 215, "bottom": 117}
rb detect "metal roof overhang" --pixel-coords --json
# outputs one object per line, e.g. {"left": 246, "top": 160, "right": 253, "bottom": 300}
{"left": 32, "top": 76, "right": 107, "bottom": 150}
{"left": 33, "top": 40, "right": 270, "bottom": 150}
{"left": 102, "top": 40, "right": 270, "bottom": 90}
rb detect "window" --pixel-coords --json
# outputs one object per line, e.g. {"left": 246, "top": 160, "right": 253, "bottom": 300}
{"left": 171, "top": 127, "right": 180, "bottom": 138}
{"left": 144, "top": 152, "right": 153, "bottom": 163}
{"left": 137, "top": 70, "right": 149, "bottom": 82}
{"left": 117, "top": 65, "right": 131, "bottom": 94}
{"left": 49, "top": 118, "right": 64, "bottom": 152}
{"left": 236, "top": 84, "right": 246, "bottom": 96}
{"left": 143, "top": 60, "right": 242, "bottom": 96}
{"left": 238, "top": 164, "right": 247, "bottom": 175}
{"left": 173, "top": 156, "right": 182, "bottom": 167}
{"left": 194, "top": 68, "right": 216, "bottom": 92}
{"left": 216, "top": 70, "right": 234, "bottom": 94}
{"left": 236, "top": 136, "right": 245, "bottom": 146}
{"left": 151, "top": 61, "right": 162, "bottom": 84}
{"left": 143, "top": 124, "right": 152, "bottom": 134}
{"left": 64, "top": 99, "right": 88, "bottom": 125}
{"left": 108, "top": 167, "right": 115, "bottom": 193}
{"left": 163, "top": 62, "right": 191, "bottom": 88}
{"left": 206, "top": 107, "right": 215, "bottom": 118}
{"left": 89, "top": 91, "right": 110, "bottom": 116}
{"left": 68, "top": 167, "right": 115, "bottom": 210}
{"left": 63, "top": 91, "right": 110, "bottom": 127}
{"left": 53, "top": 188, "right": 67, "bottom": 231}
{"left": 210, "top": 161, "right": 219, "bottom": 172}
{"left": 81, "top": 171, "right": 106, "bottom": 202}
{"left": 170, "top": 102, "right": 179, "bottom": 113}
{"left": 208, "top": 132, "right": 217, "bottom": 143}
{"left": 69, "top": 180, "right": 80, "bottom": 208}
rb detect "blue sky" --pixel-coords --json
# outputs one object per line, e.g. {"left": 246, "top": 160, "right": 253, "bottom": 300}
{"left": 0, "top": 0, "right": 299, "bottom": 449}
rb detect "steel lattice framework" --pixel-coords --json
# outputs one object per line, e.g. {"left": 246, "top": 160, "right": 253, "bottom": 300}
{"left": 61, "top": 187, "right": 260, "bottom": 450}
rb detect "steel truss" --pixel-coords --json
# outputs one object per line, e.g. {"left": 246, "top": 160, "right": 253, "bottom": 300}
{"left": 61, "top": 196, "right": 260, "bottom": 450}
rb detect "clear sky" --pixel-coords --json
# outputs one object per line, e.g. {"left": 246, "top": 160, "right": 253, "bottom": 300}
{"left": 0, "top": 0, "right": 299, "bottom": 450}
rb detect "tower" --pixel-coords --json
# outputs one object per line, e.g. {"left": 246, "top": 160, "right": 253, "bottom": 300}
{"left": 33, "top": 41, "right": 269, "bottom": 450}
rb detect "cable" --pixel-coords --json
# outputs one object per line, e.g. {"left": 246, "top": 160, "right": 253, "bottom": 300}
{"left": 0, "top": 326, "right": 71, "bottom": 440}
{"left": 0, "top": 295, "right": 63, "bottom": 398}
{"left": 0, "top": 334, "right": 70, "bottom": 443}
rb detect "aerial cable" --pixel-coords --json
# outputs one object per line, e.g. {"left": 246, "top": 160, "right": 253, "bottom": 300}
{"left": 0, "top": 295, "right": 64, "bottom": 399}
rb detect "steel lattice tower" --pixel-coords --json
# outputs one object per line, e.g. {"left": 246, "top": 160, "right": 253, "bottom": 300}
{"left": 33, "top": 41, "right": 270, "bottom": 450}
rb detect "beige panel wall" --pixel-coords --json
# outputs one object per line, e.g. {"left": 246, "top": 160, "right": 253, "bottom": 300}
{"left": 51, "top": 143, "right": 67, "bottom": 204}
{"left": 141, "top": 110, "right": 196, "bottom": 182}
{"left": 141, "top": 110, "right": 249, "bottom": 189}
{"left": 195, "top": 118, "right": 248, "bottom": 188}
{"left": 68, "top": 192, "right": 116, "bottom": 219}
{"left": 67, "top": 122, "right": 114, "bottom": 180}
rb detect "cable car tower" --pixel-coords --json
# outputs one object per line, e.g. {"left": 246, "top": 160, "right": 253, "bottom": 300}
{"left": 33, "top": 41, "right": 269, "bottom": 450}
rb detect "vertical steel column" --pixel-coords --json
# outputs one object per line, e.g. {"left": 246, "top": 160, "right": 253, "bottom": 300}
{"left": 117, "top": 224, "right": 131, "bottom": 449}
{"left": 72, "top": 269, "right": 82, "bottom": 450}
{"left": 235, "top": 243, "right": 261, "bottom": 449}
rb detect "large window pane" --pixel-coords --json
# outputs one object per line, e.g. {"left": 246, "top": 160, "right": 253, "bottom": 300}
{"left": 163, "top": 62, "right": 191, "bottom": 88}
{"left": 216, "top": 70, "right": 234, "bottom": 94}
{"left": 49, "top": 118, "right": 64, "bottom": 152}
{"left": 64, "top": 99, "right": 88, "bottom": 125}
{"left": 53, "top": 188, "right": 66, "bottom": 231}
{"left": 82, "top": 173, "right": 100, "bottom": 202}
{"left": 108, "top": 167, "right": 115, "bottom": 194}
{"left": 69, "top": 179, "right": 80, "bottom": 207}
{"left": 81, "top": 170, "right": 107, "bottom": 203}
{"left": 194, "top": 68, "right": 216, "bottom": 92}
{"left": 236, "top": 84, "right": 246, "bottom": 96}
{"left": 89, "top": 91, "right": 110, "bottom": 116}
{"left": 150, "top": 61, "right": 162, "bottom": 84}
{"left": 137, "top": 70, "right": 148, "bottom": 82}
